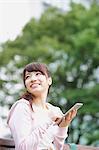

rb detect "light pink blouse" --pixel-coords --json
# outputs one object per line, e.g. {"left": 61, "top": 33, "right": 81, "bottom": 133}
{"left": 7, "top": 99, "right": 68, "bottom": 150}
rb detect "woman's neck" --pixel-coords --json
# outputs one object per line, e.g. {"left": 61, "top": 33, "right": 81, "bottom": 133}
{"left": 32, "top": 94, "right": 47, "bottom": 109}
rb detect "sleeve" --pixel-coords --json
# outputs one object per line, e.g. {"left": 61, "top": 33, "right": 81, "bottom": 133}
{"left": 53, "top": 125, "right": 68, "bottom": 150}
{"left": 8, "top": 103, "right": 61, "bottom": 150}
{"left": 8, "top": 103, "right": 41, "bottom": 149}
{"left": 39, "top": 123, "right": 68, "bottom": 150}
{"left": 52, "top": 107, "right": 69, "bottom": 150}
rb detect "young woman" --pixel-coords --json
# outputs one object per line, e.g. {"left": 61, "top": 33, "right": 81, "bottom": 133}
{"left": 7, "top": 62, "right": 77, "bottom": 150}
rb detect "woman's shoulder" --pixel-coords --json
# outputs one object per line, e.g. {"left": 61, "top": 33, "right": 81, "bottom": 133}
{"left": 7, "top": 99, "right": 31, "bottom": 124}
{"left": 10, "top": 98, "right": 30, "bottom": 110}
{"left": 47, "top": 102, "right": 59, "bottom": 109}
{"left": 47, "top": 102, "right": 63, "bottom": 115}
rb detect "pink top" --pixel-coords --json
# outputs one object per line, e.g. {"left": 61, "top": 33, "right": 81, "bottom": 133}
{"left": 7, "top": 99, "right": 68, "bottom": 150}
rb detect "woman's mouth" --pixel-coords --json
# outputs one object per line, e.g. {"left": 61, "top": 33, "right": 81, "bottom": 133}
{"left": 30, "top": 83, "right": 40, "bottom": 88}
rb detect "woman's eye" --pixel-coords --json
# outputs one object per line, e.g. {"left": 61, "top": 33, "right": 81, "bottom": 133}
{"left": 36, "top": 72, "right": 42, "bottom": 76}
{"left": 25, "top": 75, "right": 30, "bottom": 79}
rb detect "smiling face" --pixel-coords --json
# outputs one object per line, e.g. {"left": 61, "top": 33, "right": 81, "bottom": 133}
{"left": 25, "top": 71, "right": 52, "bottom": 95}
{"left": 23, "top": 63, "right": 52, "bottom": 96}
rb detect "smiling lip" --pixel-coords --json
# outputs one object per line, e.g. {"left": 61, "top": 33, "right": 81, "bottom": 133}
{"left": 30, "top": 83, "right": 40, "bottom": 88}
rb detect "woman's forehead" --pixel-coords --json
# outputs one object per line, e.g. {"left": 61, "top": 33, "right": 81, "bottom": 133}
{"left": 25, "top": 70, "right": 41, "bottom": 75}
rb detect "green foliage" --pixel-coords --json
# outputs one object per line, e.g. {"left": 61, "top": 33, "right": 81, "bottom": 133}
{"left": 0, "top": 1, "right": 99, "bottom": 146}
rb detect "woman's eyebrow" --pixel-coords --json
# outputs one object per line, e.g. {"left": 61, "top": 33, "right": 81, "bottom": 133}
{"left": 25, "top": 72, "right": 31, "bottom": 76}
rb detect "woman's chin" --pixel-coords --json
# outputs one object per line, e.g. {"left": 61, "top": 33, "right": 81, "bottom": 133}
{"left": 30, "top": 88, "right": 43, "bottom": 95}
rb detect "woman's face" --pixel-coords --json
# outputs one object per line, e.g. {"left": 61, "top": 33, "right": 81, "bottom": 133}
{"left": 25, "top": 71, "right": 52, "bottom": 95}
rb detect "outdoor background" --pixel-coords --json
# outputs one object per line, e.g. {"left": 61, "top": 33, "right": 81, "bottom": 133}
{"left": 0, "top": 0, "right": 99, "bottom": 147}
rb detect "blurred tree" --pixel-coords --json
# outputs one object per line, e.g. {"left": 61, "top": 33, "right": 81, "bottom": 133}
{"left": 0, "top": 1, "right": 99, "bottom": 146}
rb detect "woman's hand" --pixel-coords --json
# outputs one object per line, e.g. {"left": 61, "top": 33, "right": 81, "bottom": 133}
{"left": 55, "top": 109, "right": 77, "bottom": 127}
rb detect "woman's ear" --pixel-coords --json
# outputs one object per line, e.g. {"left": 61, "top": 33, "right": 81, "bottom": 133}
{"left": 48, "top": 77, "right": 52, "bottom": 86}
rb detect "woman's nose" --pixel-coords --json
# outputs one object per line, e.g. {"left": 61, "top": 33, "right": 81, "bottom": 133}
{"left": 31, "top": 74, "right": 37, "bottom": 81}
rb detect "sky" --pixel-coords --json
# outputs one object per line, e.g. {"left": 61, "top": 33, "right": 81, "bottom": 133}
{"left": 0, "top": 0, "right": 84, "bottom": 44}
{"left": 0, "top": 0, "right": 72, "bottom": 44}
{"left": 0, "top": 0, "right": 44, "bottom": 43}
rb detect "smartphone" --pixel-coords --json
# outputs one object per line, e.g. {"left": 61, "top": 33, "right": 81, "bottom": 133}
{"left": 63, "top": 103, "right": 83, "bottom": 117}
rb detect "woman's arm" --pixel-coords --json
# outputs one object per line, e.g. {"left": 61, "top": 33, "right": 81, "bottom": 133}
{"left": 48, "top": 106, "right": 69, "bottom": 149}
{"left": 51, "top": 109, "right": 77, "bottom": 149}
{"left": 8, "top": 103, "right": 42, "bottom": 149}
{"left": 8, "top": 102, "right": 67, "bottom": 150}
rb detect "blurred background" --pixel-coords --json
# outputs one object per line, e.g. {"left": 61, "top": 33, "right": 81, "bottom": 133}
{"left": 0, "top": 0, "right": 99, "bottom": 146}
